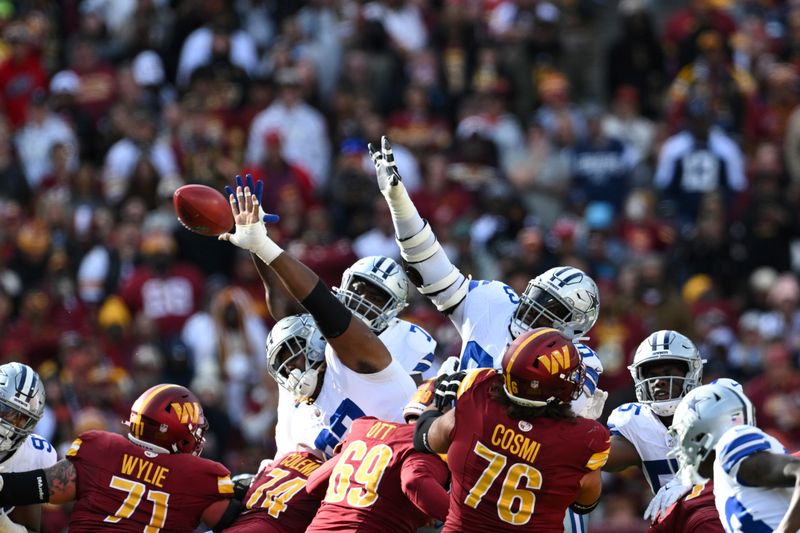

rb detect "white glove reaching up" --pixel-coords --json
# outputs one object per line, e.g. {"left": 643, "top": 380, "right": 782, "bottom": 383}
{"left": 643, "top": 475, "right": 692, "bottom": 523}
{"left": 574, "top": 388, "right": 608, "bottom": 420}
{"left": 368, "top": 136, "right": 416, "bottom": 220}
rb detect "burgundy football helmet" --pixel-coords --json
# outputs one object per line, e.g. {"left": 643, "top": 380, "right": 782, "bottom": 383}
{"left": 126, "top": 384, "right": 208, "bottom": 455}
{"left": 501, "top": 327, "right": 585, "bottom": 407}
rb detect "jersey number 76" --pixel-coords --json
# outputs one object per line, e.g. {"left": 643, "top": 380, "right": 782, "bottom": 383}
{"left": 465, "top": 441, "right": 542, "bottom": 526}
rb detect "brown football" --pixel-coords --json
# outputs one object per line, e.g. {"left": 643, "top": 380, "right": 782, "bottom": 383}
{"left": 173, "top": 184, "right": 234, "bottom": 237}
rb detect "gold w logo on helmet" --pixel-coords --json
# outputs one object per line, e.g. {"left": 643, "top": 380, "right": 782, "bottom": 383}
{"left": 170, "top": 402, "right": 201, "bottom": 425}
{"left": 537, "top": 346, "right": 571, "bottom": 375}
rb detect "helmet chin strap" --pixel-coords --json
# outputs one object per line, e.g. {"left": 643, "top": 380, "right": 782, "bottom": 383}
{"left": 127, "top": 433, "right": 171, "bottom": 455}
{"left": 288, "top": 368, "right": 319, "bottom": 399}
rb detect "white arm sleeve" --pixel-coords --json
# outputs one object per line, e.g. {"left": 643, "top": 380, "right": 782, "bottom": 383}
{"left": 399, "top": 221, "right": 468, "bottom": 314}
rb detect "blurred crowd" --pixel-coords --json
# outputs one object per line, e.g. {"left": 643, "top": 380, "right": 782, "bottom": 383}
{"left": 2, "top": 0, "right": 800, "bottom": 530}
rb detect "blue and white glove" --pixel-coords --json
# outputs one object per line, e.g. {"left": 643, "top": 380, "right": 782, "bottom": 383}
{"left": 643, "top": 475, "right": 691, "bottom": 523}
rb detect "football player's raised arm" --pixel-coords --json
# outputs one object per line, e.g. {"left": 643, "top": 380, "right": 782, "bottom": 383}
{"left": 603, "top": 435, "right": 641, "bottom": 472}
{"left": 250, "top": 253, "right": 303, "bottom": 320}
{"left": 220, "top": 182, "right": 391, "bottom": 372}
{"left": 400, "top": 453, "right": 450, "bottom": 521}
{"left": 737, "top": 451, "right": 800, "bottom": 487}
{"left": 370, "top": 137, "right": 469, "bottom": 322}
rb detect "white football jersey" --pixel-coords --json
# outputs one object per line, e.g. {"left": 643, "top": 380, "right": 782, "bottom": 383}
{"left": 713, "top": 425, "right": 792, "bottom": 533}
{"left": 607, "top": 402, "right": 678, "bottom": 493}
{"left": 0, "top": 433, "right": 57, "bottom": 513}
{"left": 274, "top": 347, "right": 416, "bottom": 458}
{"left": 378, "top": 317, "right": 436, "bottom": 376}
{"left": 451, "top": 279, "right": 603, "bottom": 398}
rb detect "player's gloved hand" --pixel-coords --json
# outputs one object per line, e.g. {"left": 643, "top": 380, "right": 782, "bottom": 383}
{"left": 223, "top": 174, "right": 280, "bottom": 224}
{"left": 231, "top": 473, "right": 255, "bottom": 500}
{"left": 368, "top": 136, "right": 403, "bottom": 197}
{"left": 0, "top": 508, "right": 27, "bottom": 533}
{"left": 643, "top": 475, "right": 691, "bottom": 523}
{"left": 575, "top": 388, "right": 608, "bottom": 420}
{"left": 433, "top": 370, "right": 467, "bottom": 411}
{"left": 435, "top": 356, "right": 460, "bottom": 378}
{"left": 368, "top": 136, "right": 417, "bottom": 221}
{"left": 219, "top": 179, "right": 283, "bottom": 264}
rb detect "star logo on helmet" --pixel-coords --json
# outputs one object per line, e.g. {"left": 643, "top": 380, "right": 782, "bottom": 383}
{"left": 686, "top": 396, "right": 704, "bottom": 413}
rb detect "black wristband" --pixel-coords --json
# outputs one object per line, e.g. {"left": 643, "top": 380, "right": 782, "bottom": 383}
{"left": 0, "top": 469, "right": 49, "bottom": 506}
{"left": 570, "top": 498, "right": 599, "bottom": 515}
{"left": 212, "top": 498, "right": 244, "bottom": 532}
{"left": 300, "top": 280, "right": 352, "bottom": 339}
{"left": 413, "top": 409, "right": 444, "bottom": 453}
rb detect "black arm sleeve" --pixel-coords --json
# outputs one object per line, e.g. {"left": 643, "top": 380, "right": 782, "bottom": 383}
{"left": 413, "top": 409, "right": 444, "bottom": 453}
{"left": 300, "top": 280, "right": 352, "bottom": 338}
{"left": 0, "top": 470, "right": 49, "bottom": 506}
{"left": 212, "top": 499, "right": 244, "bottom": 533}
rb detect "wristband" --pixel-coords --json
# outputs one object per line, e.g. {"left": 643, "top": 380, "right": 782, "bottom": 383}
{"left": 0, "top": 470, "right": 49, "bottom": 506}
{"left": 253, "top": 235, "right": 284, "bottom": 265}
{"left": 570, "top": 499, "right": 599, "bottom": 515}
{"left": 413, "top": 409, "right": 444, "bottom": 453}
{"left": 300, "top": 280, "right": 352, "bottom": 339}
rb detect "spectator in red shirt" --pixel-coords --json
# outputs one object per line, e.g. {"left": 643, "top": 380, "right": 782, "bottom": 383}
{"left": 0, "top": 24, "right": 46, "bottom": 128}
{"left": 119, "top": 232, "right": 203, "bottom": 338}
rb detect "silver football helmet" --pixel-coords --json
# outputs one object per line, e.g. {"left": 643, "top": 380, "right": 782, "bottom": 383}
{"left": 266, "top": 314, "right": 327, "bottom": 399}
{"left": 0, "top": 363, "right": 46, "bottom": 453}
{"left": 334, "top": 256, "right": 409, "bottom": 333}
{"left": 668, "top": 383, "right": 754, "bottom": 484}
{"left": 629, "top": 330, "right": 705, "bottom": 417}
{"left": 710, "top": 377, "right": 756, "bottom": 426}
{"left": 510, "top": 266, "right": 600, "bottom": 340}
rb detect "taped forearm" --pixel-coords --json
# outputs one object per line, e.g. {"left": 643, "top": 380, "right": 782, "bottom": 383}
{"left": 399, "top": 221, "right": 467, "bottom": 313}
{"left": 384, "top": 181, "right": 424, "bottom": 239}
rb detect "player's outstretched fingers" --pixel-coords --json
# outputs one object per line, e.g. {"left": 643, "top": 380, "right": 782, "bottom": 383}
{"left": 368, "top": 142, "right": 382, "bottom": 163}
{"left": 228, "top": 191, "right": 240, "bottom": 216}
{"left": 381, "top": 136, "right": 395, "bottom": 164}
{"left": 243, "top": 186, "right": 253, "bottom": 213}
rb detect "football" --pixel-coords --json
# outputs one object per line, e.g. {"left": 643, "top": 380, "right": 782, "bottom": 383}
{"left": 173, "top": 184, "right": 234, "bottom": 237}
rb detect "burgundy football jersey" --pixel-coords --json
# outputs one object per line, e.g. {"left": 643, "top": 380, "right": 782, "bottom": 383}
{"left": 224, "top": 451, "right": 324, "bottom": 533}
{"left": 306, "top": 417, "right": 450, "bottom": 533}
{"left": 66, "top": 430, "right": 233, "bottom": 532}
{"left": 443, "top": 369, "right": 610, "bottom": 532}
{"left": 648, "top": 481, "right": 723, "bottom": 533}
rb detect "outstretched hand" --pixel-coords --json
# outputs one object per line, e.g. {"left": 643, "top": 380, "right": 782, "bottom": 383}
{"left": 224, "top": 174, "right": 280, "bottom": 224}
{"left": 368, "top": 136, "right": 403, "bottom": 197}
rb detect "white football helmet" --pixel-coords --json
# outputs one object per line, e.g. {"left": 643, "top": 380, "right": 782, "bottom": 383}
{"left": 266, "top": 314, "right": 326, "bottom": 399}
{"left": 668, "top": 383, "right": 754, "bottom": 484}
{"left": 710, "top": 377, "right": 756, "bottom": 427}
{"left": 0, "top": 363, "right": 45, "bottom": 453}
{"left": 629, "top": 330, "right": 705, "bottom": 417}
{"left": 510, "top": 266, "right": 600, "bottom": 340}
{"left": 334, "top": 256, "right": 409, "bottom": 333}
